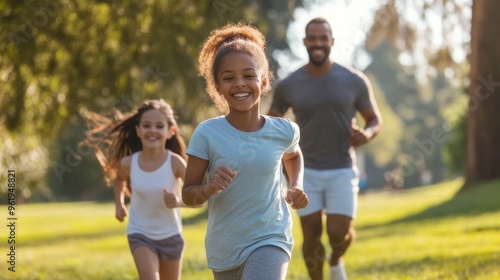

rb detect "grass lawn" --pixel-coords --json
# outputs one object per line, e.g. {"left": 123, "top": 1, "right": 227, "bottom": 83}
{"left": 1, "top": 178, "right": 499, "bottom": 279}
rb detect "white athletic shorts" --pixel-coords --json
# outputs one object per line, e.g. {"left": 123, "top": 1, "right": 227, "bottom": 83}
{"left": 297, "top": 166, "right": 359, "bottom": 218}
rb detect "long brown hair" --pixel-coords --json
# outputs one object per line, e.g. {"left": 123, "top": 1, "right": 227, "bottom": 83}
{"left": 81, "top": 99, "right": 186, "bottom": 194}
{"left": 198, "top": 22, "right": 274, "bottom": 113}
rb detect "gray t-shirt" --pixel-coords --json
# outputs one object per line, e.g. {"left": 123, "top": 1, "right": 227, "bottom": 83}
{"left": 271, "top": 64, "right": 373, "bottom": 169}
{"left": 186, "top": 115, "right": 299, "bottom": 271}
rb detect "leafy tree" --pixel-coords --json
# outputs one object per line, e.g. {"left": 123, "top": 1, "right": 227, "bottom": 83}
{"left": 0, "top": 0, "right": 305, "bottom": 201}
{"left": 365, "top": 0, "right": 500, "bottom": 188}
{"left": 363, "top": 0, "right": 473, "bottom": 187}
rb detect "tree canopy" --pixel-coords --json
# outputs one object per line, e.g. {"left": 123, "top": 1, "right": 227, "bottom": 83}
{"left": 0, "top": 0, "right": 303, "bottom": 200}
{"left": 2, "top": 0, "right": 495, "bottom": 201}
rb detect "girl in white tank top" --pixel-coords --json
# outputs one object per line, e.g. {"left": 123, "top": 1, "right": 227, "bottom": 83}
{"left": 83, "top": 99, "right": 189, "bottom": 280}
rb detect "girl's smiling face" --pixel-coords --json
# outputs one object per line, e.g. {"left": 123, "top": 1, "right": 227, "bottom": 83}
{"left": 216, "top": 52, "right": 266, "bottom": 113}
{"left": 135, "top": 109, "right": 172, "bottom": 149}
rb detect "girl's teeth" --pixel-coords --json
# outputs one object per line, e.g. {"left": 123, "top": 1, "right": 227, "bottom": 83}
{"left": 234, "top": 93, "right": 249, "bottom": 98}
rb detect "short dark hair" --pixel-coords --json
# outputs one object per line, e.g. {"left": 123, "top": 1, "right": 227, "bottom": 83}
{"left": 305, "top": 17, "right": 332, "bottom": 35}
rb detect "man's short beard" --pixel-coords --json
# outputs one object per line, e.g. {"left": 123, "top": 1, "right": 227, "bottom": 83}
{"left": 309, "top": 55, "right": 329, "bottom": 66}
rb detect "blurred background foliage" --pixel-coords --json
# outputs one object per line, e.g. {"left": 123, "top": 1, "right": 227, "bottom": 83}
{"left": 1, "top": 0, "right": 472, "bottom": 201}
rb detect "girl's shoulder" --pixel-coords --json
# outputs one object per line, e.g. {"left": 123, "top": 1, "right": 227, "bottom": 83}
{"left": 117, "top": 154, "right": 134, "bottom": 179}
{"left": 264, "top": 115, "right": 299, "bottom": 134}
{"left": 120, "top": 154, "right": 133, "bottom": 167}
{"left": 193, "top": 116, "right": 226, "bottom": 133}
{"left": 265, "top": 115, "right": 295, "bottom": 127}
{"left": 169, "top": 151, "right": 187, "bottom": 166}
{"left": 168, "top": 151, "right": 186, "bottom": 178}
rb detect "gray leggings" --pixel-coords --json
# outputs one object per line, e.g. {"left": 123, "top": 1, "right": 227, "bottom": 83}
{"left": 213, "top": 245, "right": 290, "bottom": 280}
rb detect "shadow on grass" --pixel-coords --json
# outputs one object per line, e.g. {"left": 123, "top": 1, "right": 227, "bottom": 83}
{"left": 181, "top": 181, "right": 500, "bottom": 228}
{"left": 352, "top": 251, "right": 500, "bottom": 279}
{"left": 396, "top": 179, "right": 500, "bottom": 222}
{"left": 359, "top": 179, "right": 500, "bottom": 230}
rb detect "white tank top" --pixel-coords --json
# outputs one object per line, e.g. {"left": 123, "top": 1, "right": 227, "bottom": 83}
{"left": 126, "top": 151, "right": 182, "bottom": 240}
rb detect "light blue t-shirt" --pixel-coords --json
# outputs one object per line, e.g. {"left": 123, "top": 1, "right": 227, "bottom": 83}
{"left": 186, "top": 115, "right": 300, "bottom": 271}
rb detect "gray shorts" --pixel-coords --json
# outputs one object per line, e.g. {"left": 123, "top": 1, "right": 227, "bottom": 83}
{"left": 128, "top": 233, "right": 184, "bottom": 261}
{"left": 297, "top": 167, "right": 359, "bottom": 218}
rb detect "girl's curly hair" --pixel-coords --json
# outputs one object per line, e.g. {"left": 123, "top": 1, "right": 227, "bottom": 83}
{"left": 198, "top": 22, "right": 274, "bottom": 113}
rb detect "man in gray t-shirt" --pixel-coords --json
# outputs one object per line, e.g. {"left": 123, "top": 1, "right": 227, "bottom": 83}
{"left": 269, "top": 18, "right": 382, "bottom": 280}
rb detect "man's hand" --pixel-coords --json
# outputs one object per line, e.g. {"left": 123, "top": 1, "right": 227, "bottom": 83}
{"left": 350, "top": 124, "right": 372, "bottom": 146}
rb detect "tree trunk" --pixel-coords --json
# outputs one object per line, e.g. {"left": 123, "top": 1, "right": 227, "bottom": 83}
{"left": 465, "top": 0, "right": 500, "bottom": 188}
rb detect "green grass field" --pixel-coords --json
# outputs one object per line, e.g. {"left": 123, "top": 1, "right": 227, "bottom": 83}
{"left": 2, "top": 178, "right": 499, "bottom": 279}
